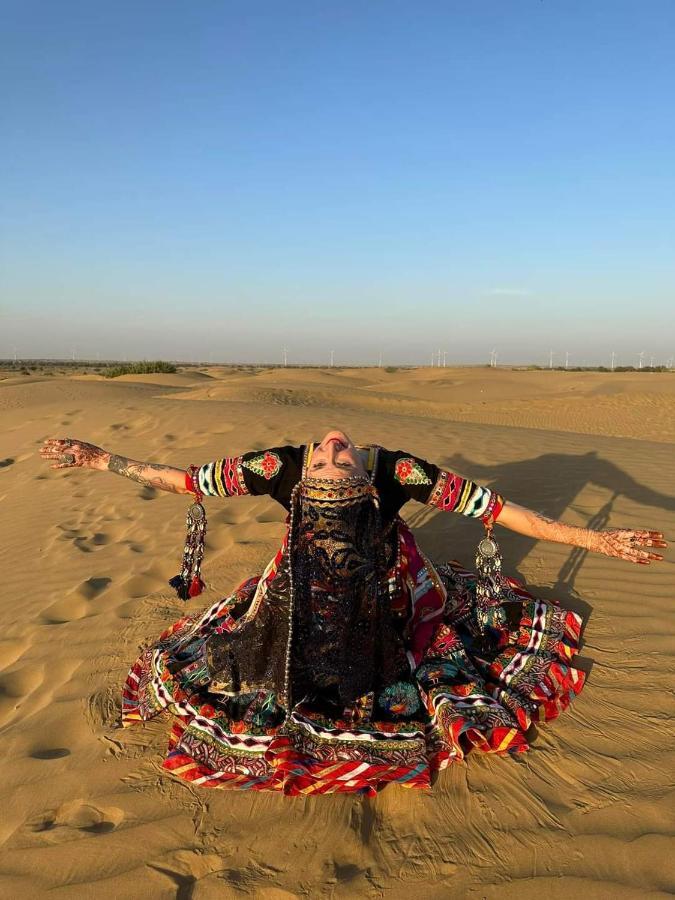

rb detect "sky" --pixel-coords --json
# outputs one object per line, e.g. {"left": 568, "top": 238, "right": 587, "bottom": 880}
{"left": 1, "top": 1, "right": 674, "bottom": 366}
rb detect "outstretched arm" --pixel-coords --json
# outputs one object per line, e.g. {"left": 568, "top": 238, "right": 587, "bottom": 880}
{"left": 40, "top": 438, "right": 190, "bottom": 495}
{"left": 496, "top": 500, "right": 667, "bottom": 565}
{"left": 380, "top": 449, "right": 668, "bottom": 566}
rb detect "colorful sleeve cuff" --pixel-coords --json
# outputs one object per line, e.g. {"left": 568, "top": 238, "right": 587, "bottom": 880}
{"left": 427, "top": 469, "right": 504, "bottom": 519}
{"left": 191, "top": 458, "right": 250, "bottom": 497}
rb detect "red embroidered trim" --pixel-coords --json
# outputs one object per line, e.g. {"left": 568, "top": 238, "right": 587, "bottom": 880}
{"left": 222, "top": 457, "right": 249, "bottom": 496}
{"left": 186, "top": 465, "right": 203, "bottom": 501}
{"left": 427, "top": 470, "right": 463, "bottom": 511}
{"left": 481, "top": 492, "right": 504, "bottom": 525}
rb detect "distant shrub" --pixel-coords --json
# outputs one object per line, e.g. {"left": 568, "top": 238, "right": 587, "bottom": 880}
{"left": 384, "top": 366, "right": 399, "bottom": 373}
{"left": 103, "top": 361, "right": 177, "bottom": 378}
{"left": 20, "top": 367, "right": 31, "bottom": 375}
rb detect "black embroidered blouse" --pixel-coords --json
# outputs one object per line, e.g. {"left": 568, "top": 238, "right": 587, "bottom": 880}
{"left": 191, "top": 444, "right": 504, "bottom": 523}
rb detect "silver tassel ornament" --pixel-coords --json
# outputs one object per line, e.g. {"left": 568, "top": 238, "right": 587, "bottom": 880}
{"left": 474, "top": 515, "right": 504, "bottom": 632}
{"left": 169, "top": 466, "right": 208, "bottom": 601}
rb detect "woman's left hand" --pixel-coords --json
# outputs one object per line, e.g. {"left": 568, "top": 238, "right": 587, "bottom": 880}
{"left": 589, "top": 529, "right": 668, "bottom": 564}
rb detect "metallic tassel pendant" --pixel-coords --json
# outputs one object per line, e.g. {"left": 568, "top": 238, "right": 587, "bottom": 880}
{"left": 169, "top": 501, "right": 207, "bottom": 601}
{"left": 474, "top": 523, "right": 503, "bottom": 630}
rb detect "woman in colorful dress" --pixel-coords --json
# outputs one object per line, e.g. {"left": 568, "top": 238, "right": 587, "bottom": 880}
{"left": 40, "top": 430, "right": 666, "bottom": 796}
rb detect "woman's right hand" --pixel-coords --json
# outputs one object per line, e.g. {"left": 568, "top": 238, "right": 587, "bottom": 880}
{"left": 40, "top": 438, "right": 110, "bottom": 471}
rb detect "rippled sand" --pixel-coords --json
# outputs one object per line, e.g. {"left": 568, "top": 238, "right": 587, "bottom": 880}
{"left": 1, "top": 365, "right": 673, "bottom": 898}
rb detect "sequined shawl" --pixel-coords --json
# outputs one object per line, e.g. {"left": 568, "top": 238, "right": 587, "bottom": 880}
{"left": 206, "top": 476, "right": 411, "bottom": 710}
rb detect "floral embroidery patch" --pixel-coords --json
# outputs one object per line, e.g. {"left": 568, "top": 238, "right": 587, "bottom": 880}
{"left": 242, "top": 450, "right": 283, "bottom": 480}
{"left": 394, "top": 457, "right": 432, "bottom": 486}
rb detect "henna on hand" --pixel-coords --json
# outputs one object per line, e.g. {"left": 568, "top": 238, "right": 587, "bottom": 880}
{"left": 40, "top": 438, "right": 188, "bottom": 494}
{"left": 588, "top": 529, "right": 667, "bottom": 565}
{"left": 496, "top": 502, "right": 667, "bottom": 566}
{"left": 40, "top": 438, "right": 108, "bottom": 470}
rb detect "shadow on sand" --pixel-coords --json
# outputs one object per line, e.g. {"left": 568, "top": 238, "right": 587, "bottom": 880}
{"left": 411, "top": 450, "right": 675, "bottom": 769}
{"left": 413, "top": 450, "right": 675, "bottom": 663}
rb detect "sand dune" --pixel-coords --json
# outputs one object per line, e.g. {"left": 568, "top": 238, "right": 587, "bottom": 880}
{"left": 1, "top": 366, "right": 673, "bottom": 898}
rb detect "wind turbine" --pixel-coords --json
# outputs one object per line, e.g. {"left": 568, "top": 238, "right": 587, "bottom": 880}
{"left": 282, "top": 347, "right": 288, "bottom": 368}
{"left": 330, "top": 350, "right": 334, "bottom": 368}
{"left": 549, "top": 349, "right": 554, "bottom": 369}
{"left": 442, "top": 351, "right": 447, "bottom": 367}
{"left": 650, "top": 354, "right": 655, "bottom": 369}
{"left": 638, "top": 351, "right": 645, "bottom": 370}
{"left": 565, "top": 351, "right": 570, "bottom": 369}
{"left": 610, "top": 351, "right": 616, "bottom": 372}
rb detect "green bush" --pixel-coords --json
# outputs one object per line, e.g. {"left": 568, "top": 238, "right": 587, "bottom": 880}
{"left": 103, "top": 361, "right": 177, "bottom": 378}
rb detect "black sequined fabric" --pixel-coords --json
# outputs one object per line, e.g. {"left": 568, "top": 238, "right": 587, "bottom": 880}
{"left": 290, "top": 481, "right": 408, "bottom": 708}
{"left": 205, "top": 561, "right": 292, "bottom": 698}
{"left": 205, "top": 477, "right": 410, "bottom": 711}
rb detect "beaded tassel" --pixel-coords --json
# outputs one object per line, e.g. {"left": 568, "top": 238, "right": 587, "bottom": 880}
{"left": 169, "top": 465, "right": 207, "bottom": 601}
{"left": 474, "top": 514, "right": 504, "bottom": 632}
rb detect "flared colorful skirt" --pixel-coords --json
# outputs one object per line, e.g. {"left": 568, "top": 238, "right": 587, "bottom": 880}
{"left": 122, "top": 561, "right": 585, "bottom": 797}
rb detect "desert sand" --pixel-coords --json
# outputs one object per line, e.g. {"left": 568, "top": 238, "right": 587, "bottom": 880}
{"left": 0, "top": 365, "right": 673, "bottom": 898}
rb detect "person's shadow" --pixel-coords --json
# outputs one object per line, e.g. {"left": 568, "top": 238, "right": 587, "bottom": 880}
{"left": 405, "top": 449, "right": 674, "bottom": 759}
{"left": 409, "top": 450, "right": 675, "bottom": 651}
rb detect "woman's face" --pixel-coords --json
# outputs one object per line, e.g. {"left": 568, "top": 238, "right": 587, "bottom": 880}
{"left": 307, "top": 430, "right": 367, "bottom": 479}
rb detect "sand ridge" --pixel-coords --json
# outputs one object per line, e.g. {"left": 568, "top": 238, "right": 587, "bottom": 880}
{"left": 0, "top": 366, "right": 673, "bottom": 897}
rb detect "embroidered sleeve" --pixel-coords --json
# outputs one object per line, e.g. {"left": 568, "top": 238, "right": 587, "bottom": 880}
{"left": 188, "top": 445, "right": 304, "bottom": 508}
{"left": 378, "top": 448, "right": 504, "bottom": 521}
{"left": 188, "top": 457, "right": 249, "bottom": 497}
{"left": 427, "top": 469, "right": 504, "bottom": 520}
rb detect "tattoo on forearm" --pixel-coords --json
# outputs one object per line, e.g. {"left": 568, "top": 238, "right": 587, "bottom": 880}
{"left": 107, "top": 455, "right": 183, "bottom": 493}
{"left": 527, "top": 510, "right": 590, "bottom": 548}
{"left": 530, "top": 511, "right": 556, "bottom": 529}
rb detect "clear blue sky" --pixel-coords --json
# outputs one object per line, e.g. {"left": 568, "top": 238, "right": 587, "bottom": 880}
{"left": 2, "top": 1, "right": 674, "bottom": 365}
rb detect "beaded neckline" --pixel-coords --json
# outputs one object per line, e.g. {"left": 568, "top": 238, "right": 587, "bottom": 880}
{"left": 299, "top": 474, "right": 376, "bottom": 504}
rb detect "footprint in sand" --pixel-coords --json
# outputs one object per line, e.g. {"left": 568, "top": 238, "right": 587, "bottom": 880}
{"left": 87, "top": 685, "right": 122, "bottom": 729}
{"left": 54, "top": 526, "right": 112, "bottom": 553}
{"left": 0, "top": 665, "right": 44, "bottom": 725}
{"left": 77, "top": 576, "right": 113, "bottom": 600}
{"left": 30, "top": 747, "right": 71, "bottom": 760}
{"left": 121, "top": 573, "right": 161, "bottom": 599}
{"left": 72, "top": 536, "right": 93, "bottom": 553}
{"left": 29, "top": 800, "right": 124, "bottom": 842}
{"left": 40, "top": 596, "right": 89, "bottom": 625}
{"left": 0, "top": 638, "right": 30, "bottom": 670}
{"left": 0, "top": 458, "right": 15, "bottom": 468}
{"left": 40, "top": 577, "right": 112, "bottom": 624}
{"left": 121, "top": 539, "right": 145, "bottom": 554}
